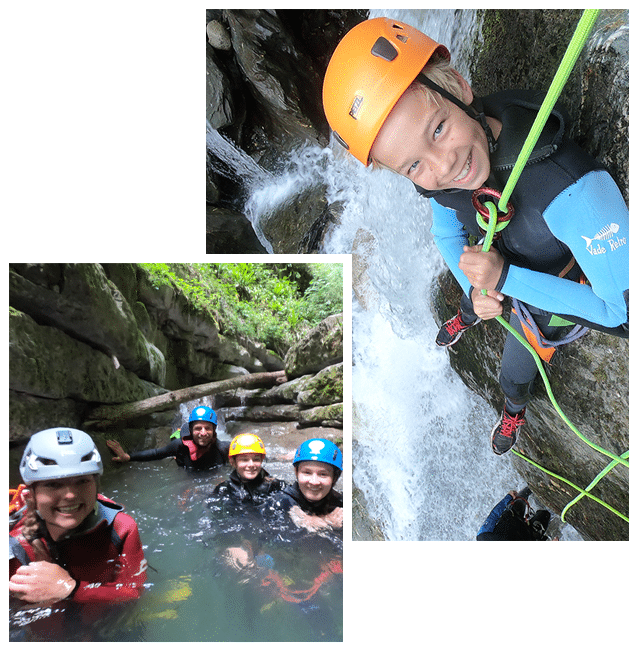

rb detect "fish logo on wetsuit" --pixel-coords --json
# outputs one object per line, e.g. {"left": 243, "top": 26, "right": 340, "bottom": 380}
{"left": 581, "top": 222, "right": 626, "bottom": 255}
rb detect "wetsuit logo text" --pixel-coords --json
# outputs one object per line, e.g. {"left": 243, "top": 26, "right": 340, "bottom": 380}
{"left": 581, "top": 223, "right": 626, "bottom": 255}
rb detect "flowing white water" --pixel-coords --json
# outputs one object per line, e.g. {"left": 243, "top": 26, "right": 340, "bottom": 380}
{"left": 210, "top": 10, "right": 581, "bottom": 539}
{"left": 322, "top": 146, "right": 523, "bottom": 540}
{"left": 326, "top": 9, "right": 522, "bottom": 540}
{"left": 207, "top": 123, "right": 273, "bottom": 186}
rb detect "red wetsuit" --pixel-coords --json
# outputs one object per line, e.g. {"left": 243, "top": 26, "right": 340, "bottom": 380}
{"left": 9, "top": 495, "right": 147, "bottom": 603}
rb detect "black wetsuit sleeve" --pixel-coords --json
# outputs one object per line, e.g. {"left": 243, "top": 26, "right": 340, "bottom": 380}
{"left": 128, "top": 438, "right": 182, "bottom": 462}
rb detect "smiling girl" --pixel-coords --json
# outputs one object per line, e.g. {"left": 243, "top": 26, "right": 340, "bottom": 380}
{"left": 261, "top": 439, "right": 343, "bottom": 532}
{"left": 9, "top": 428, "right": 147, "bottom": 604}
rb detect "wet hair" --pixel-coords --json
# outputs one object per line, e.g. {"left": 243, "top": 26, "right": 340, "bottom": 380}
{"left": 23, "top": 475, "right": 100, "bottom": 542}
{"left": 414, "top": 53, "right": 467, "bottom": 105}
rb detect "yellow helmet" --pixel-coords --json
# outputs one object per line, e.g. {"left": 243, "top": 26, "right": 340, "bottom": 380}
{"left": 229, "top": 433, "right": 266, "bottom": 457}
{"left": 322, "top": 17, "right": 449, "bottom": 166}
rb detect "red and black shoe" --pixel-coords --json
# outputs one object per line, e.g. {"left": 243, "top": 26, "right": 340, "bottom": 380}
{"left": 491, "top": 407, "right": 526, "bottom": 455}
{"left": 435, "top": 310, "right": 480, "bottom": 347}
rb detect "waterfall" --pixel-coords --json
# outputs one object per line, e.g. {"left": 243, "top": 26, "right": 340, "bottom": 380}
{"left": 206, "top": 123, "right": 273, "bottom": 187}
{"left": 218, "top": 9, "right": 581, "bottom": 539}
{"left": 321, "top": 133, "right": 524, "bottom": 540}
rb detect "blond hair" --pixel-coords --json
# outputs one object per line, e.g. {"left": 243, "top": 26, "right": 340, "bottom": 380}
{"left": 416, "top": 53, "right": 466, "bottom": 104}
{"left": 370, "top": 54, "right": 466, "bottom": 170}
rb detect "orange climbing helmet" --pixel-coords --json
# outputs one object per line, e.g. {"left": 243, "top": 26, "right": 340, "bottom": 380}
{"left": 322, "top": 17, "right": 450, "bottom": 166}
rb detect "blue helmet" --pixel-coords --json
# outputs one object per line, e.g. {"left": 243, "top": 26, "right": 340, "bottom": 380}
{"left": 188, "top": 405, "right": 217, "bottom": 426}
{"left": 293, "top": 439, "right": 343, "bottom": 475}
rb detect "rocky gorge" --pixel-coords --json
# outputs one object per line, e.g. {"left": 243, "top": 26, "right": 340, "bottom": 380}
{"left": 206, "top": 9, "right": 629, "bottom": 541}
{"left": 9, "top": 264, "right": 343, "bottom": 471}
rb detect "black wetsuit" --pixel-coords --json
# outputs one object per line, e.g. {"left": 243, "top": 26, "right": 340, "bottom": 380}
{"left": 263, "top": 482, "right": 343, "bottom": 517}
{"left": 419, "top": 90, "right": 629, "bottom": 405}
{"left": 476, "top": 493, "right": 550, "bottom": 541}
{"left": 212, "top": 468, "right": 285, "bottom": 504}
{"left": 128, "top": 423, "right": 229, "bottom": 470}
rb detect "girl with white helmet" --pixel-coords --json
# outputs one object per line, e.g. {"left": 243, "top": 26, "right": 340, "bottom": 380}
{"left": 9, "top": 428, "right": 147, "bottom": 604}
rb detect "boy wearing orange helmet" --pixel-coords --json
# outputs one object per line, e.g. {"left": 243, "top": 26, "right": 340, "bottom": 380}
{"left": 323, "top": 17, "right": 628, "bottom": 454}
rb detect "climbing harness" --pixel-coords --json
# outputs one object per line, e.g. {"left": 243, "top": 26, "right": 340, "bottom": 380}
{"left": 473, "top": 9, "right": 628, "bottom": 526}
{"left": 511, "top": 298, "right": 589, "bottom": 363}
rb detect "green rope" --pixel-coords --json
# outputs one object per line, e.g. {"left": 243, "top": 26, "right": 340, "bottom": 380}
{"left": 473, "top": 10, "right": 628, "bottom": 524}
{"left": 512, "top": 449, "right": 629, "bottom": 523}
{"left": 497, "top": 9, "right": 600, "bottom": 213}
{"left": 560, "top": 451, "right": 629, "bottom": 521}
{"left": 480, "top": 205, "right": 629, "bottom": 521}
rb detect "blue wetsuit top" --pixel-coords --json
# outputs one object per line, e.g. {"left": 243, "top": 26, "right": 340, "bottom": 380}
{"left": 419, "top": 90, "right": 628, "bottom": 332}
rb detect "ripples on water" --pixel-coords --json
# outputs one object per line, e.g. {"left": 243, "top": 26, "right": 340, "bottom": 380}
{"left": 10, "top": 459, "right": 343, "bottom": 642}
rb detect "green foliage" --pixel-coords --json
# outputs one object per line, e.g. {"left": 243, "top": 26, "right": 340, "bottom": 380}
{"left": 301, "top": 264, "right": 343, "bottom": 322}
{"left": 138, "top": 263, "right": 343, "bottom": 356}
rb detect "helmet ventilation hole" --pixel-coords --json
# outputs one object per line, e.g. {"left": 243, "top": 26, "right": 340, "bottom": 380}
{"left": 371, "top": 37, "right": 397, "bottom": 62}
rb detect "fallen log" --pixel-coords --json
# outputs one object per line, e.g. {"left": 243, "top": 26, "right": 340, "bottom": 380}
{"left": 83, "top": 370, "right": 287, "bottom": 427}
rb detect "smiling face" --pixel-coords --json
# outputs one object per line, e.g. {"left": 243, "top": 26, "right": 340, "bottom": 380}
{"left": 33, "top": 475, "right": 98, "bottom": 541}
{"left": 295, "top": 461, "right": 335, "bottom": 502}
{"left": 370, "top": 78, "right": 500, "bottom": 192}
{"left": 190, "top": 421, "right": 216, "bottom": 449}
{"left": 231, "top": 453, "right": 264, "bottom": 482}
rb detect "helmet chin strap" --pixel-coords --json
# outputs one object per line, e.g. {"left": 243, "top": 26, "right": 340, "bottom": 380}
{"left": 416, "top": 73, "right": 497, "bottom": 153}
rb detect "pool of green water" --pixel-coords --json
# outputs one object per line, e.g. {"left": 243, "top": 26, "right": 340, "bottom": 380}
{"left": 9, "top": 452, "right": 343, "bottom": 642}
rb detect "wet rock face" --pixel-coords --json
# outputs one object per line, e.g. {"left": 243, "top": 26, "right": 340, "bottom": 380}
{"left": 432, "top": 273, "right": 628, "bottom": 541}
{"left": 258, "top": 185, "right": 339, "bottom": 254}
{"left": 576, "top": 13, "right": 628, "bottom": 201}
{"left": 206, "top": 10, "right": 365, "bottom": 252}
{"left": 207, "top": 318, "right": 344, "bottom": 432}
{"left": 471, "top": 9, "right": 628, "bottom": 203}
{"left": 447, "top": 9, "right": 629, "bottom": 541}
{"left": 206, "top": 205, "right": 267, "bottom": 254}
{"left": 9, "top": 264, "right": 343, "bottom": 447}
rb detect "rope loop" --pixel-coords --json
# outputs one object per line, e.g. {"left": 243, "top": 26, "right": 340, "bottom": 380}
{"left": 472, "top": 187, "right": 514, "bottom": 239}
{"left": 467, "top": 9, "right": 628, "bottom": 528}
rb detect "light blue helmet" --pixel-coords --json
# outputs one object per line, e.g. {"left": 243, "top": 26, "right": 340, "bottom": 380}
{"left": 19, "top": 428, "right": 103, "bottom": 485}
{"left": 293, "top": 439, "right": 343, "bottom": 478}
{"left": 188, "top": 405, "right": 217, "bottom": 426}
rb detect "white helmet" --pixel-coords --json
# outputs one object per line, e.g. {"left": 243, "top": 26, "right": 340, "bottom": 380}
{"left": 19, "top": 428, "right": 103, "bottom": 485}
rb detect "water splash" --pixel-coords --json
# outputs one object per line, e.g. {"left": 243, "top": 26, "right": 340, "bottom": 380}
{"left": 218, "top": 9, "right": 580, "bottom": 539}
{"left": 244, "top": 145, "right": 334, "bottom": 252}
{"left": 206, "top": 123, "right": 273, "bottom": 187}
